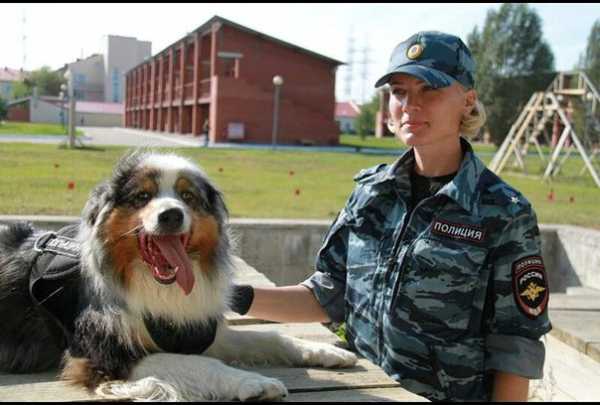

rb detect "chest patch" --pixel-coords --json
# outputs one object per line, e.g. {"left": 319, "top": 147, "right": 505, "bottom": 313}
{"left": 512, "top": 255, "right": 549, "bottom": 319}
{"left": 34, "top": 232, "right": 80, "bottom": 259}
{"left": 431, "top": 218, "right": 485, "bottom": 244}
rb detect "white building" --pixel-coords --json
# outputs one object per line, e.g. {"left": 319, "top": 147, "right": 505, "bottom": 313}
{"left": 7, "top": 95, "right": 124, "bottom": 127}
{"left": 104, "top": 35, "right": 152, "bottom": 103}
{"left": 57, "top": 35, "right": 151, "bottom": 103}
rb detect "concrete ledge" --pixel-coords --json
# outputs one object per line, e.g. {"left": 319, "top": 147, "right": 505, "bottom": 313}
{"left": 2, "top": 215, "right": 600, "bottom": 363}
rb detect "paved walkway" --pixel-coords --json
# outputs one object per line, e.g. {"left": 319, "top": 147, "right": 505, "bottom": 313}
{"left": 0, "top": 126, "right": 404, "bottom": 155}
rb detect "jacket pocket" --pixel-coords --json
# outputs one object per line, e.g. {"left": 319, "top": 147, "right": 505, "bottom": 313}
{"left": 395, "top": 237, "right": 488, "bottom": 333}
{"left": 429, "top": 339, "right": 487, "bottom": 401}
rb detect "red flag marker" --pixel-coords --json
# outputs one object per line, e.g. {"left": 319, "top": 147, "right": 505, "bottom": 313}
{"left": 67, "top": 181, "right": 75, "bottom": 190}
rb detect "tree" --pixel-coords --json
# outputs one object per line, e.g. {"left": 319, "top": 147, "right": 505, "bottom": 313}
{"left": 468, "top": 3, "right": 555, "bottom": 145}
{"left": 0, "top": 97, "right": 7, "bottom": 123}
{"left": 12, "top": 81, "right": 30, "bottom": 99}
{"left": 13, "top": 66, "right": 66, "bottom": 98}
{"left": 573, "top": 20, "right": 600, "bottom": 145}
{"left": 578, "top": 19, "right": 600, "bottom": 87}
{"left": 355, "top": 93, "right": 379, "bottom": 139}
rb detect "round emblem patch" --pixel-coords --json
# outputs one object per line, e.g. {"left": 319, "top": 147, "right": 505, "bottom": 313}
{"left": 407, "top": 44, "right": 424, "bottom": 60}
{"left": 512, "top": 255, "right": 549, "bottom": 319}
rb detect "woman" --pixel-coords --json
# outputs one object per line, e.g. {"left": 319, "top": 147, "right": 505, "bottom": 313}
{"left": 231, "top": 31, "right": 551, "bottom": 402}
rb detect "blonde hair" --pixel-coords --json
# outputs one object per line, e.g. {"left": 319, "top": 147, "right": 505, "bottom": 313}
{"left": 460, "top": 99, "right": 487, "bottom": 138}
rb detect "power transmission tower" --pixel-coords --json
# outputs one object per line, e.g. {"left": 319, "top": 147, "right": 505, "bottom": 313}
{"left": 344, "top": 28, "right": 356, "bottom": 101}
{"left": 356, "top": 36, "right": 372, "bottom": 105}
{"left": 21, "top": 8, "right": 27, "bottom": 70}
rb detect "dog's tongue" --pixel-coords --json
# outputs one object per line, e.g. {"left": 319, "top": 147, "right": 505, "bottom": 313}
{"left": 153, "top": 235, "right": 194, "bottom": 295}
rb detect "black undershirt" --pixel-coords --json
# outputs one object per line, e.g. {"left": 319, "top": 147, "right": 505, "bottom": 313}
{"left": 410, "top": 169, "right": 457, "bottom": 209}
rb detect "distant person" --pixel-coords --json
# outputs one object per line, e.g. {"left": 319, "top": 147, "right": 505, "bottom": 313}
{"left": 202, "top": 118, "right": 209, "bottom": 147}
{"left": 229, "top": 31, "right": 551, "bottom": 401}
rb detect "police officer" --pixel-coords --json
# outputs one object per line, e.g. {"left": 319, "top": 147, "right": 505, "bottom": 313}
{"left": 231, "top": 31, "right": 551, "bottom": 402}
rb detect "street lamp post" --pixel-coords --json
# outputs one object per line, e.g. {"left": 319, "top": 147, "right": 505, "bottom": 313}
{"left": 63, "top": 71, "right": 76, "bottom": 148}
{"left": 59, "top": 84, "right": 66, "bottom": 132}
{"left": 272, "top": 75, "right": 283, "bottom": 150}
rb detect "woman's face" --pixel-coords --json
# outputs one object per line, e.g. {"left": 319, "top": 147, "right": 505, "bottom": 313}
{"left": 388, "top": 73, "right": 475, "bottom": 148}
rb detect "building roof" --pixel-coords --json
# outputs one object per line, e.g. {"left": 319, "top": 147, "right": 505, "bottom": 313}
{"left": 129, "top": 15, "right": 344, "bottom": 74}
{"left": 335, "top": 101, "right": 361, "bottom": 118}
{"left": 0, "top": 67, "right": 28, "bottom": 82}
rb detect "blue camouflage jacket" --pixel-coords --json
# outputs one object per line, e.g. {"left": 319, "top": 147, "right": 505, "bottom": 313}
{"left": 302, "top": 138, "right": 552, "bottom": 401}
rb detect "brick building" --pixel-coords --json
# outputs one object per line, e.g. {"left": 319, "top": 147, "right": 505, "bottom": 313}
{"left": 124, "top": 16, "right": 343, "bottom": 145}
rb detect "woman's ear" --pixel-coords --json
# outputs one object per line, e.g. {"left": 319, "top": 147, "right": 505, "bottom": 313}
{"left": 464, "top": 89, "right": 477, "bottom": 117}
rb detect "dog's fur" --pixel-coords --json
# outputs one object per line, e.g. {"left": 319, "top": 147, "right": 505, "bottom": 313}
{"left": 0, "top": 150, "right": 356, "bottom": 401}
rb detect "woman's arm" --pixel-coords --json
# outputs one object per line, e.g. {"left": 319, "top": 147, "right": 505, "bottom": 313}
{"left": 492, "top": 371, "right": 529, "bottom": 401}
{"left": 246, "top": 285, "right": 331, "bottom": 324}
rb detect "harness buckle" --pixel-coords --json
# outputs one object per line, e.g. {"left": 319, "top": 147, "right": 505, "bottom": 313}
{"left": 33, "top": 232, "right": 58, "bottom": 253}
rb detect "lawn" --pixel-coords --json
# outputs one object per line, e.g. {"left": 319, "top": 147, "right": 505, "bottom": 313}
{"left": 0, "top": 142, "right": 599, "bottom": 229}
{"left": 0, "top": 121, "right": 84, "bottom": 136}
{"left": 339, "top": 134, "right": 499, "bottom": 154}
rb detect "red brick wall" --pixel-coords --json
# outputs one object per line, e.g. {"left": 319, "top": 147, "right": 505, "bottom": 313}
{"left": 214, "top": 25, "right": 339, "bottom": 145}
{"left": 125, "top": 20, "right": 341, "bottom": 145}
{"left": 7, "top": 101, "right": 30, "bottom": 122}
{"left": 215, "top": 76, "right": 338, "bottom": 145}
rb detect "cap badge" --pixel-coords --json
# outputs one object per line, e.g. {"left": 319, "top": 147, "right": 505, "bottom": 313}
{"left": 407, "top": 43, "right": 424, "bottom": 60}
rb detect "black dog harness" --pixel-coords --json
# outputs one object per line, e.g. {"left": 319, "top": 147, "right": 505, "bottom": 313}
{"left": 29, "top": 225, "right": 216, "bottom": 355}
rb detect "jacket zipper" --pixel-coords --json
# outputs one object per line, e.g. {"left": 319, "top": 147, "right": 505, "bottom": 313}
{"left": 387, "top": 196, "right": 431, "bottom": 313}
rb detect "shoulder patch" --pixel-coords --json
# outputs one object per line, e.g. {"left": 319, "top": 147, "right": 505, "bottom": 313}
{"left": 512, "top": 255, "right": 549, "bottom": 319}
{"left": 353, "top": 163, "right": 388, "bottom": 183}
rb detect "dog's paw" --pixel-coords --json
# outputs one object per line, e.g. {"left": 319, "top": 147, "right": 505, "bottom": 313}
{"left": 95, "top": 377, "right": 180, "bottom": 402}
{"left": 237, "top": 375, "right": 288, "bottom": 402}
{"left": 301, "top": 342, "right": 358, "bottom": 368}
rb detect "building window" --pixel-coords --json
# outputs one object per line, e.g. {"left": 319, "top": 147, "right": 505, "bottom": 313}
{"left": 112, "top": 68, "right": 121, "bottom": 103}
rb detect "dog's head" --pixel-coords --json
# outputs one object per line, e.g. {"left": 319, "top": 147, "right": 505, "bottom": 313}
{"left": 81, "top": 150, "right": 228, "bottom": 297}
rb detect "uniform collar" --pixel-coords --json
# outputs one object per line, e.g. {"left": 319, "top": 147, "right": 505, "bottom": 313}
{"left": 372, "top": 137, "right": 486, "bottom": 214}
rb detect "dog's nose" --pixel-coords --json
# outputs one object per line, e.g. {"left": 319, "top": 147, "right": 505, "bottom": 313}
{"left": 158, "top": 208, "right": 184, "bottom": 232}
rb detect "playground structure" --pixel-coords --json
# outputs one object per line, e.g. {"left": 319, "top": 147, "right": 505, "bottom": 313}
{"left": 489, "top": 71, "right": 600, "bottom": 188}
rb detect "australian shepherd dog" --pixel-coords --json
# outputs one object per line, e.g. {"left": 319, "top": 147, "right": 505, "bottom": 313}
{"left": 0, "top": 150, "right": 356, "bottom": 401}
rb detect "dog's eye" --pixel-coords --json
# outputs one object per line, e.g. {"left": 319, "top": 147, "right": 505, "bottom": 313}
{"left": 135, "top": 191, "right": 151, "bottom": 205}
{"left": 181, "top": 191, "right": 196, "bottom": 204}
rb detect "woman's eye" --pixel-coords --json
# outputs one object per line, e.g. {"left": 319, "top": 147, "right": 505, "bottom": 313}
{"left": 392, "top": 88, "right": 406, "bottom": 96}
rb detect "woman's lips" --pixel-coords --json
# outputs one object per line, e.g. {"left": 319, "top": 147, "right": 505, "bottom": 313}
{"left": 403, "top": 121, "right": 427, "bottom": 130}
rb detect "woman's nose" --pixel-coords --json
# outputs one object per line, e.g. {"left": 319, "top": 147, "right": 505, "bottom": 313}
{"left": 403, "top": 91, "right": 422, "bottom": 111}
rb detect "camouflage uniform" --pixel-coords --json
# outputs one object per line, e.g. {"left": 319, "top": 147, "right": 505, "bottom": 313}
{"left": 301, "top": 138, "right": 552, "bottom": 401}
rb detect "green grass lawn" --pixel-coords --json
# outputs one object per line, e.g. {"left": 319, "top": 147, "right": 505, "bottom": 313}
{"left": 1, "top": 142, "right": 599, "bottom": 228}
{"left": 0, "top": 121, "right": 84, "bottom": 136}
{"left": 339, "top": 133, "right": 499, "bottom": 154}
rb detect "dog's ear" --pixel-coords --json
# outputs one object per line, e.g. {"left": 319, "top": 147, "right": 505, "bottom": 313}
{"left": 205, "top": 181, "right": 229, "bottom": 220}
{"left": 81, "top": 181, "right": 113, "bottom": 227}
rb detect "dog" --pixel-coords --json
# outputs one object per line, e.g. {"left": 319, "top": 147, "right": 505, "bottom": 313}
{"left": 0, "top": 150, "right": 357, "bottom": 401}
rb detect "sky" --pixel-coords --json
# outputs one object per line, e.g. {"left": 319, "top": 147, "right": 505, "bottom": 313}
{"left": 1, "top": 3, "right": 599, "bottom": 103}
